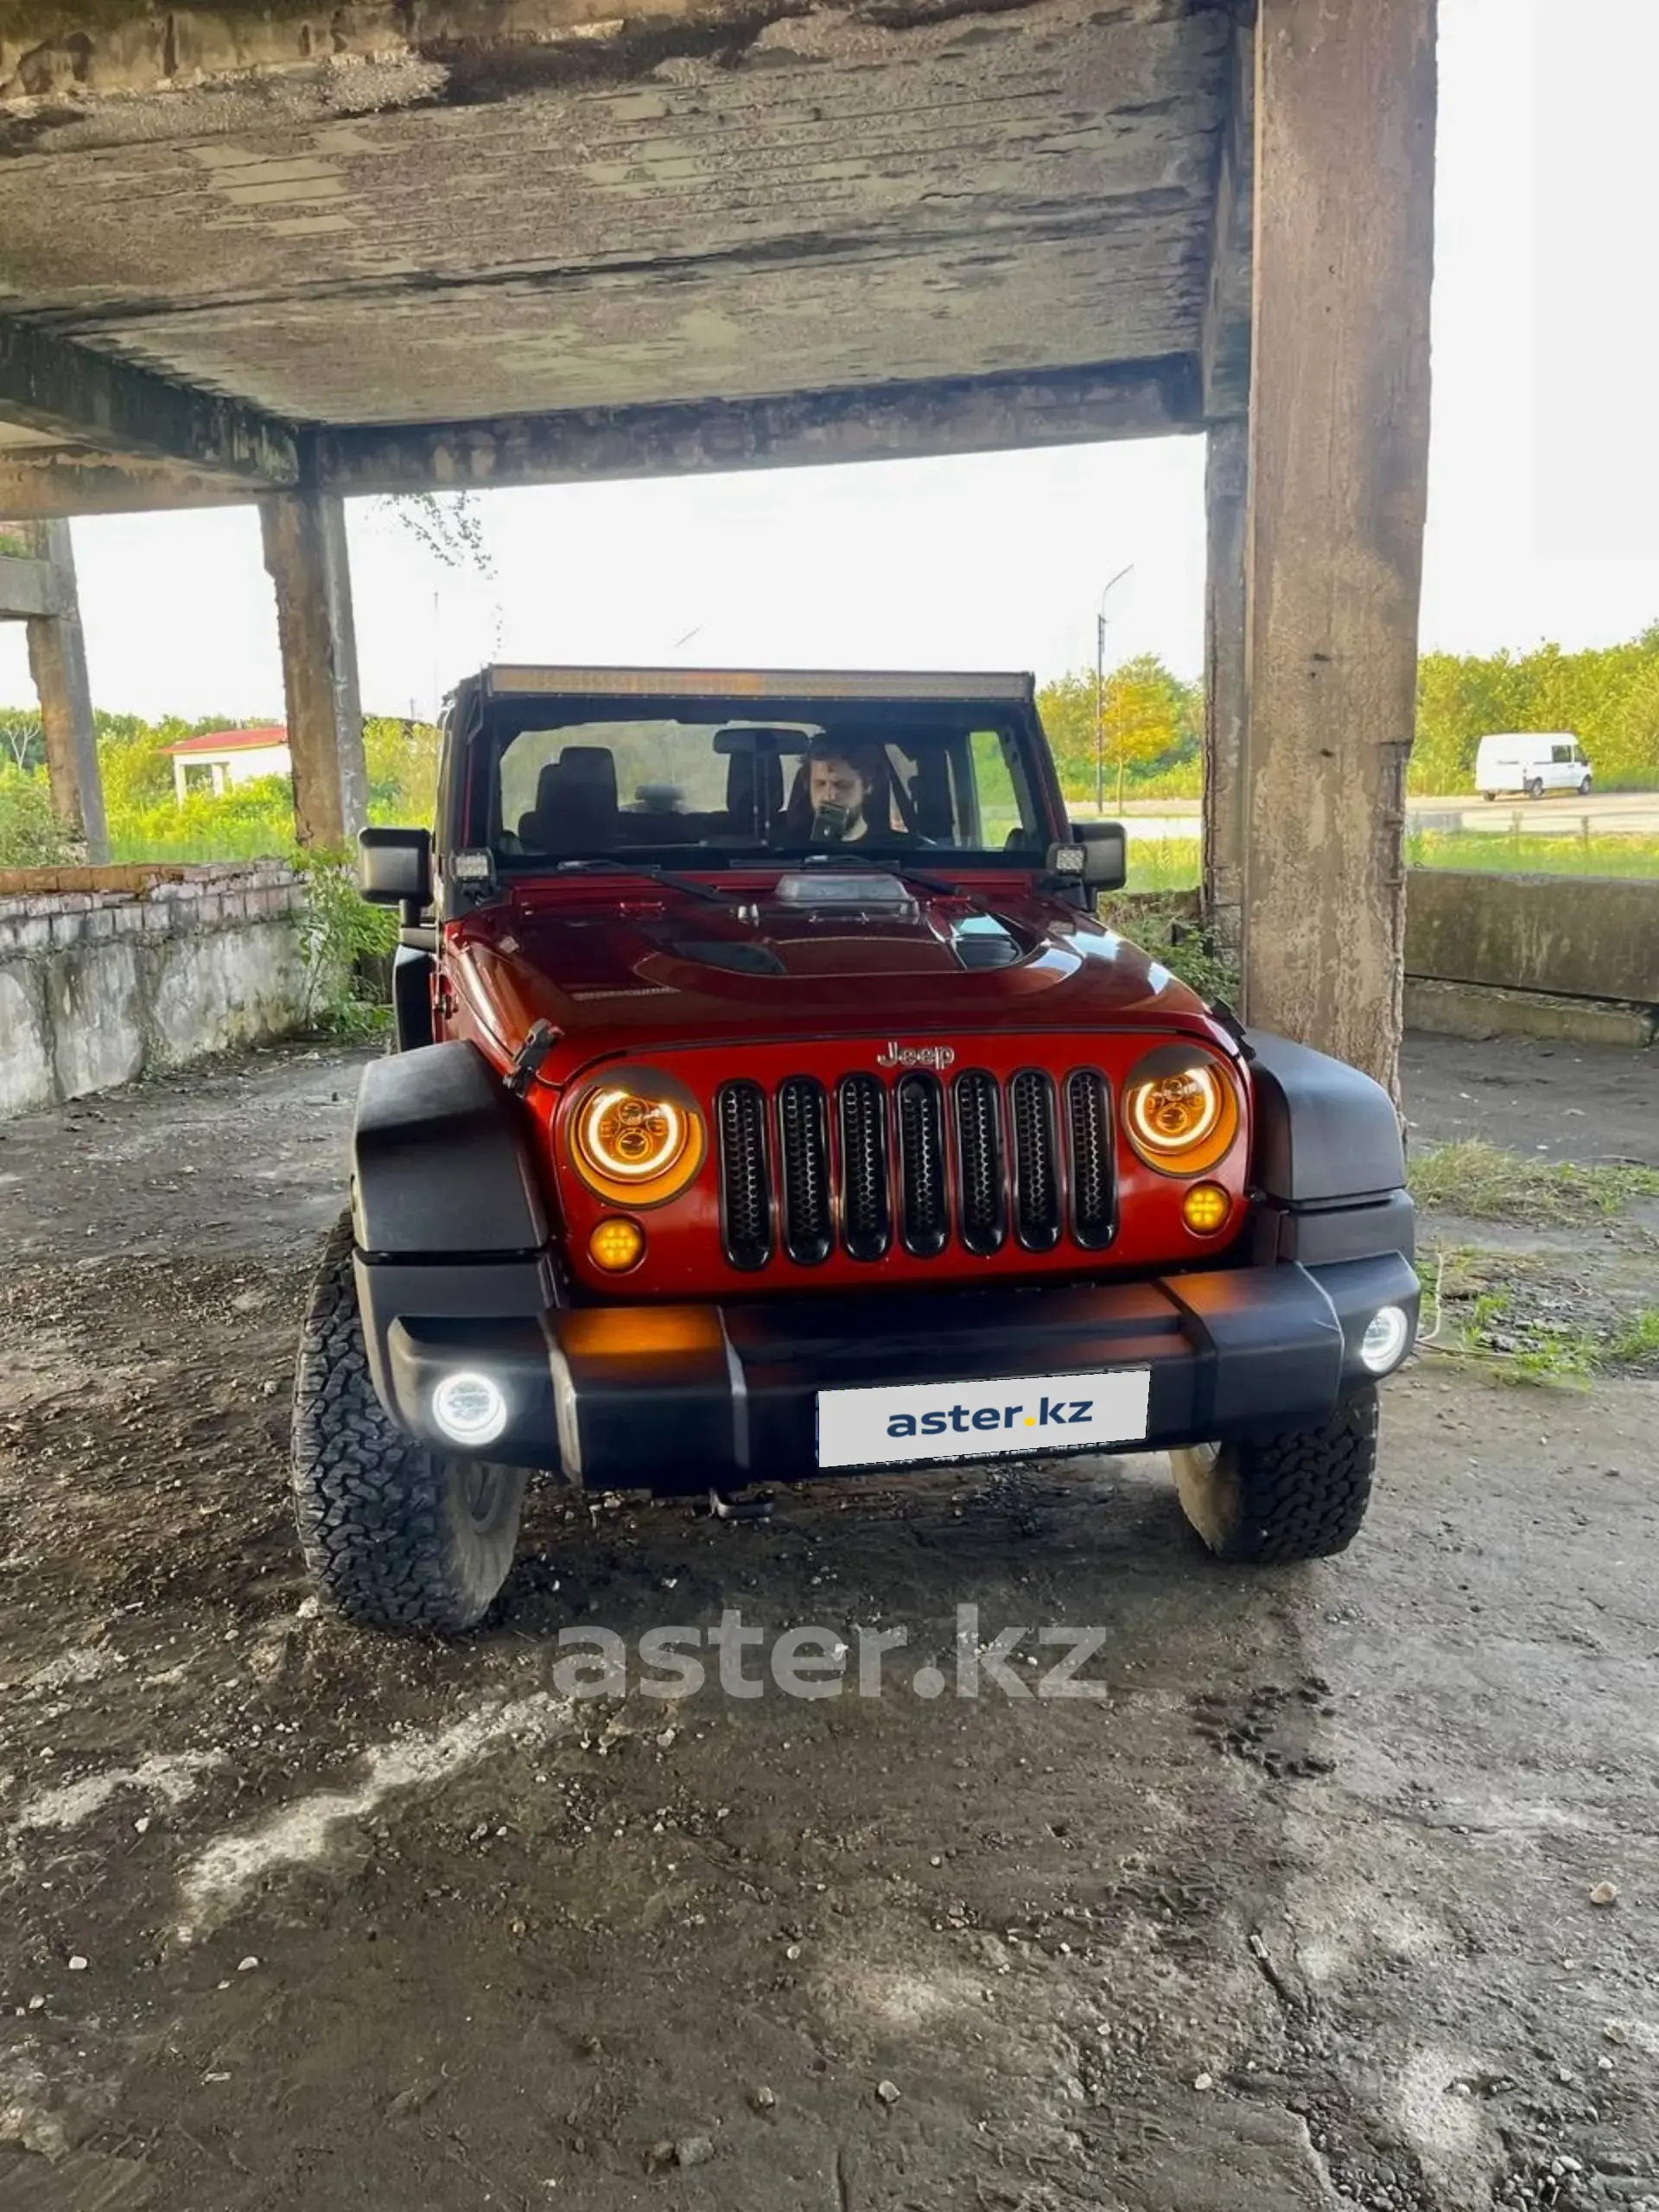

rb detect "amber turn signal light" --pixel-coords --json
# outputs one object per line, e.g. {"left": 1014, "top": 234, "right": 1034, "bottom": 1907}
{"left": 588, "top": 1217, "right": 646, "bottom": 1273}
{"left": 1181, "top": 1182, "right": 1231, "bottom": 1236}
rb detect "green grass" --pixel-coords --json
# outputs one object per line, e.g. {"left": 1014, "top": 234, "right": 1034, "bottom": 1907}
{"left": 1407, "top": 828, "right": 1659, "bottom": 879}
{"left": 1410, "top": 1139, "right": 1659, "bottom": 1224}
{"left": 106, "top": 822, "right": 294, "bottom": 864}
{"left": 1418, "top": 1242, "right": 1659, "bottom": 1388}
{"left": 1122, "top": 836, "right": 1202, "bottom": 893}
{"left": 1114, "top": 827, "right": 1659, "bottom": 891}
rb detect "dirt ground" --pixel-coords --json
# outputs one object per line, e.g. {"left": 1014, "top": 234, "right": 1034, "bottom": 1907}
{"left": 1, "top": 1033, "right": 1656, "bottom": 2212}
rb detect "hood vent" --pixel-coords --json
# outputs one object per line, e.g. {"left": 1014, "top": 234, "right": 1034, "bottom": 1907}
{"left": 674, "top": 938, "right": 786, "bottom": 976}
{"left": 950, "top": 915, "right": 1022, "bottom": 969}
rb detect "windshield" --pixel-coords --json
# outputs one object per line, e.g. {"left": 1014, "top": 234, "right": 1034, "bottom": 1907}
{"left": 463, "top": 702, "right": 1049, "bottom": 867}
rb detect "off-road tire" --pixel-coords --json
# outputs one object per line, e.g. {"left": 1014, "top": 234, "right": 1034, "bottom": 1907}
{"left": 291, "top": 1212, "right": 526, "bottom": 1634}
{"left": 1170, "top": 1387, "right": 1378, "bottom": 1564}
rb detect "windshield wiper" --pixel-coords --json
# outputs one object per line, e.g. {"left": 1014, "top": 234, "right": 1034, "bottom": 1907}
{"left": 549, "top": 857, "right": 730, "bottom": 906}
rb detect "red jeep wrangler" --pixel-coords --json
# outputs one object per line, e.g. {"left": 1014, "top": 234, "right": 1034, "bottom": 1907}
{"left": 291, "top": 666, "right": 1416, "bottom": 1634}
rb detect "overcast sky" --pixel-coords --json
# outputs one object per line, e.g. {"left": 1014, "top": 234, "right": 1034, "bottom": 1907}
{"left": 3, "top": 0, "right": 1656, "bottom": 724}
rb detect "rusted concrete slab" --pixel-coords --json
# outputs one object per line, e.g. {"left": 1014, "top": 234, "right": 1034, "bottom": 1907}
{"left": 0, "top": 0, "right": 1248, "bottom": 503}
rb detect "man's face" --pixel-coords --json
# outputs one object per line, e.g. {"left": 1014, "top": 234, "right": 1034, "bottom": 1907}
{"left": 810, "top": 755, "right": 867, "bottom": 816}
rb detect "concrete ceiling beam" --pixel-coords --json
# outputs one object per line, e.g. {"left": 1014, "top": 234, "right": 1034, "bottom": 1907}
{"left": 0, "top": 321, "right": 299, "bottom": 493}
{"left": 318, "top": 358, "right": 1205, "bottom": 499}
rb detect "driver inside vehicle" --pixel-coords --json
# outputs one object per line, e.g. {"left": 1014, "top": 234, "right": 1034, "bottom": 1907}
{"left": 784, "top": 739, "right": 903, "bottom": 846}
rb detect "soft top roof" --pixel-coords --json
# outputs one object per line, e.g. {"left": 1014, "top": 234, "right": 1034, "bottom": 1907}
{"left": 475, "top": 665, "right": 1036, "bottom": 706}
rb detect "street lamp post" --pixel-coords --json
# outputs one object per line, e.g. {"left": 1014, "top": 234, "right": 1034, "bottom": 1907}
{"left": 1092, "top": 564, "right": 1134, "bottom": 816}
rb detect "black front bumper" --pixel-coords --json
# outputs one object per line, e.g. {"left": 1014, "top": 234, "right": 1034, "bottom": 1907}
{"left": 357, "top": 1251, "right": 1420, "bottom": 1491}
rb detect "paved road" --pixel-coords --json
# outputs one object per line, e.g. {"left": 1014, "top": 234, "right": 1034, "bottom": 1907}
{"left": 1102, "top": 791, "right": 1659, "bottom": 841}
{"left": 1, "top": 1040, "right": 1656, "bottom": 2211}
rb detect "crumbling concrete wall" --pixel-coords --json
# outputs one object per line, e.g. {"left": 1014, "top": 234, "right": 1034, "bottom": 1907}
{"left": 1405, "top": 871, "right": 1659, "bottom": 1007}
{"left": 0, "top": 861, "right": 308, "bottom": 1116}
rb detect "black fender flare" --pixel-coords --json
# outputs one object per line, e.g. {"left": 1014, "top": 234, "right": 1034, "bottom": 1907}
{"left": 351, "top": 1040, "right": 550, "bottom": 1259}
{"left": 1243, "top": 1031, "right": 1405, "bottom": 1205}
{"left": 1243, "top": 1032, "right": 1413, "bottom": 1268}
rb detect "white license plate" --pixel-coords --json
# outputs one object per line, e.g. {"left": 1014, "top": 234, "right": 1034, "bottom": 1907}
{"left": 816, "top": 1369, "right": 1152, "bottom": 1471}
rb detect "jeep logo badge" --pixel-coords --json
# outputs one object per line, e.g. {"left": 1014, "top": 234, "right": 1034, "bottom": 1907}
{"left": 876, "top": 1041, "right": 957, "bottom": 1071}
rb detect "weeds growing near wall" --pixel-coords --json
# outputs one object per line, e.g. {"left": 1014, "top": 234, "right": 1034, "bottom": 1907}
{"left": 293, "top": 849, "right": 397, "bottom": 1039}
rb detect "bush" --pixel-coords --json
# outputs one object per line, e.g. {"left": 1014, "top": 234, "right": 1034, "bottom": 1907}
{"left": 0, "top": 766, "right": 71, "bottom": 868}
{"left": 106, "top": 775, "right": 297, "bottom": 864}
{"left": 293, "top": 848, "right": 397, "bottom": 1038}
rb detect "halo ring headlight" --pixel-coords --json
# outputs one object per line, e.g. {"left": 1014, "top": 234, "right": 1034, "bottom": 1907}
{"left": 1122, "top": 1047, "right": 1242, "bottom": 1177}
{"left": 568, "top": 1065, "right": 706, "bottom": 1206}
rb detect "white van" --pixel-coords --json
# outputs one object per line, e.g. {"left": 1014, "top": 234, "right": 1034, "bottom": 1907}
{"left": 1474, "top": 732, "right": 1592, "bottom": 800}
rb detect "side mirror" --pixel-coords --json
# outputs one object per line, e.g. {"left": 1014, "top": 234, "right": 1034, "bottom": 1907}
{"left": 1071, "top": 820, "right": 1128, "bottom": 891}
{"left": 359, "top": 826, "right": 431, "bottom": 910}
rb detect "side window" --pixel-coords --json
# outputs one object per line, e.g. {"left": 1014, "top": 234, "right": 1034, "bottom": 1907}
{"left": 1551, "top": 742, "right": 1573, "bottom": 764}
{"left": 969, "top": 728, "right": 1022, "bottom": 849}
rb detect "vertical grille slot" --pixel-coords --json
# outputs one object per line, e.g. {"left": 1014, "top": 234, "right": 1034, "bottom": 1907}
{"left": 1065, "top": 1069, "right": 1115, "bottom": 1249}
{"left": 895, "top": 1073, "right": 949, "bottom": 1257}
{"left": 716, "top": 1081, "right": 771, "bottom": 1270}
{"left": 953, "top": 1071, "right": 1006, "bottom": 1255}
{"left": 837, "top": 1073, "right": 891, "bottom": 1261}
{"left": 1010, "top": 1070, "right": 1062, "bottom": 1251}
{"left": 777, "top": 1076, "right": 832, "bottom": 1265}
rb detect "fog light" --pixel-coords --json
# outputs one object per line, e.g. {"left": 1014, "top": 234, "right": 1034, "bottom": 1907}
{"left": 431, "top": 1370, "right": 508, "bottom": 1448}
{"left": 1359, "top": 1304, "right": 1411, "bottom": 1375}
{"left": 1181, "top": 1181, "right": 1231, "bottom": 1236}
{"left": 589, "top": 1217, "right": 646, "bottom": 1273}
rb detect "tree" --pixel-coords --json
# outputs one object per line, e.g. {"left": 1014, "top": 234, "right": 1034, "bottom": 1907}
{"left": 1037, "top": 655, "right": 1199, "bottom": 807}
{"left": 1410, "top": 624, "right": 1659, "bottom": 792}
{"left": 0, "top": 707, "right": 44, "bottom": 774}
{"left": 1101, "top": 655, "right": 1194, "bottom": 810}
{"left": 372, "top": 493, "right": 494, "bottom": 578}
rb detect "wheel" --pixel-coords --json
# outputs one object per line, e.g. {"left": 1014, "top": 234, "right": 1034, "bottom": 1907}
{"left": 1170, "top": 1387, "right": 1378, "bottom": 1564}
{"left": 1482, "top": 791, "right": 1497, "bottom": 802}
{"left": 1525, "top": 778, "right": 1544, "bottom": 800}
{"left": 1579, "top": 775, "right": 1592, "bottom": 796}
{"left": 290, "top": 1212, "right": 526, "bottom": 1633}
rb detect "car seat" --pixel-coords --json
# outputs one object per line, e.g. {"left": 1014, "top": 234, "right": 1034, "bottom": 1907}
{"left": 518, "top": 746, "right": 620, "bottom": 854}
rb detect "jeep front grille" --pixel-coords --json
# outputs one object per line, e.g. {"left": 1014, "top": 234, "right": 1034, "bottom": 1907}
{"left": 836, "top": 1073, "right": 891, "bottom": 1262}
{"left": 717, "top": 1080, "right": 772, "bottom": 1271}
{"left": 1065, "top": 1070, "right": 1116, "bottom": 1248}
{"left": 896, "top": 1073, "right": 949, "bottom": 1257}
{"left": 777, "top": 1076, "right": 833, "bottom": 1264}
{"left": 716, "top": 1065, "right": 1115, "bottom": 1270}
{"left": 954, "top": 1069, "right": 1006, "bottom": 1256}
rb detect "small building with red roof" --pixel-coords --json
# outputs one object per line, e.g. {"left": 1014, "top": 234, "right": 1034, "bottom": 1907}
{"left": 163, "top": 726, "right": 290, "bottom": 804}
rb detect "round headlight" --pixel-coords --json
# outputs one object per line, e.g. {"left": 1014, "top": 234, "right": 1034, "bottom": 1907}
{"left": 579, "top": 1089, "right": 690, "bottom": 1181}
{"left": 431, "top": 1370, "right": 508, "bottom": 1449}
{"left": 1359, "top": 1304, "right": 1412, "bottom": 1375}
{"left": 569, "top": 1068, "right": 705, "bottom": 1205}
{"left": 1123, "top": 1050, "right": 1241, "bottom": 1176}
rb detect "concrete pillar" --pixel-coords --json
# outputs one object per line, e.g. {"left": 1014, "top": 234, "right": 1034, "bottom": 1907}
{"left": 1200, "top": 418, "right": 1248, "bottom": 963}
{"left": 1238, "top": 0, "right": 1435, "bottom": 1093}
{"left": 260, "top": 491, "right": 368, "bottom": 849}
{"left": 22, "top": 520, "right": 109, "bottom": 864}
